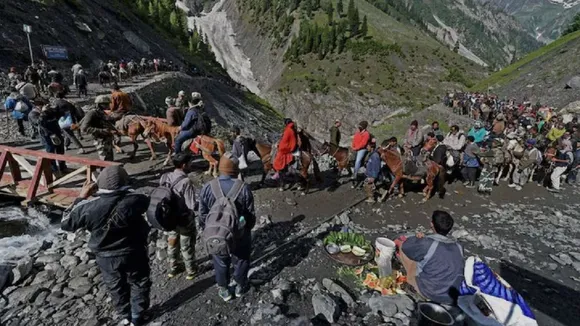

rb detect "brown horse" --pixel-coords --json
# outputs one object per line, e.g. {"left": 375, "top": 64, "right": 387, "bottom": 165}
{"left": 248, "top": 135, "right": 321, "bottom": 194}
{"left": 377, "top": 148, "right": 445, "bottom": 202}
{"left": 318, "top": 141, "right": 352, "bottom": 179}
{"left": 143, "top": 119, "right": 180, "bottom": 166}
{"left": 111, "top": 115, "right": 156, "bottom": 160}
{"left": 189, "top": 135, "right": 226, "bottom": 177}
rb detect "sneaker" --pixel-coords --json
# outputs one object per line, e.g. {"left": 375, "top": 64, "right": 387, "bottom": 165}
{"left": 271, "top": 173, "right": 279, "bottom": 180}
{"left": 77, "top": 148, "right": 86, "bottom": 154}
{"left": 120, "top": 319, "right": 132, "bottom": 326}
{"left": 235, "top": 283, "right": 248, "bottom": 297}
{"left": 508, "top": 183, "right": 517, "bottom": 188}
{"left": 185, "top": 272, "right": 196, "bottom": 280}
{"left": 465, "top": 182, "right": 476, "bottom": 189}
{"left": 462, "top": 181, "right": 470, "bottom": 186}
{"left": 365, "top": 198, "right": 376, "bottom": 203}
{"left": 218, "top": 286, "right": 233, "bottom": 302}
{"left": 167, "top": 267, "right": 179, "bottom": 278}
{"left": 547, "top": 187, "right": 560, "bottom": 193}
{"left": 514, "top": 185, "right": 522, "bottom": 191}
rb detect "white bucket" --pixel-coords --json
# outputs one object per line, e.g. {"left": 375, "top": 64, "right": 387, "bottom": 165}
{"left": 375, "top": 237, "right": 396, "bottom": 277}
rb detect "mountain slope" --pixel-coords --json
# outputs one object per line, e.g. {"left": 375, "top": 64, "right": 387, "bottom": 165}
{"left": 480, "top": 0, "right": 580, "bottom": 42}
{"left": 472, "top": 30, "right": 580, "bottom": 108}
{"left": 185, "top": 0, "right": 487, "bottom": 137}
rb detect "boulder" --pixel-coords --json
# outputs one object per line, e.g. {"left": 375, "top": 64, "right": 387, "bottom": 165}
{"left": 368, "top": 295, "right": 399, "bottom": 317}
{"left": 7, "top": 284, "right": 43, "bottom": 305}
{"left": 59, "top": 255, "right": 80, "bottom": 269}
{"left": 123, "top": 31, "right": 151, "bottom": 53}
{"left": 35, "top": 254, "right": 63, "bottom": 265}
{"left": 32, "top": 269, "right": 56, "bottom": 285}
{"left": 312, "top": 292, "right": 340, "bottom": 323}
{"left": 68, "top": 277, "right": 92, "bottom": 296}
{"left": 250, "top": 303, "right": 282, "bottom": 325}
{"left": 322, "top": 278, "right": 355, "bottom": 307}
{"left": 565, "top": 76, "right": 580, "bottom": 89}
{"left": 12, "top": 258, "right": 33, "bottom": 284}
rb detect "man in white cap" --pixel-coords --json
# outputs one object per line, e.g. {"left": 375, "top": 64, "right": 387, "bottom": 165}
{"left": 62, "top": 166, "right": 151, "bottom": 326}
{"left": 175, "top": 90, "right": 188, "bottom": 111}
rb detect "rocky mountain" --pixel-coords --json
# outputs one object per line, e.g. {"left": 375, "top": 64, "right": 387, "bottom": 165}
{"left": 480, "top": 0, "right": 580, "bottom": 42}
{"left": 183, "top": 0, "right": 489, "bottom": 139}
{"left": 472, "top": 30, "right": 580, "bottom": 109}
{"left": 371, "top": 0, "right": 541, "bottom": 68}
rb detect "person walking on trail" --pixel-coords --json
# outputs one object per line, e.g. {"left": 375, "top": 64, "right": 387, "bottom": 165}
{"left": 76, "top": 69, "right": 88, "bottom": 98}
{"left": 110, "top": 84, "right": 132, "bottom": 120}
{"left": 351, "top": 121, "right": 371, "bottom": 183}
{"left": 31, "top": 105, "right": 67, "bottom": 174}
{"left": 15, "top": 75, "right": 40, "bottom": 101}
{"left": 54, "top": 92, "right": 85, "bottom": 154}
{"left": 47, "top": 66, "right": 64, "bottom": 84}
{"left": 404, "top": 120, "right": 423, "bottom": 157}
{"left": 444, "top": 125, "right": 466, "bottom": 161}
{"left": 329, "top": 119, "right": 341, "bottom": 147}
{"left": 71, "top": 62, "right": 82, "bottom": 87}
{"left": 363, "top": 139, "right": 381, "bottom": 203}
{"left": 174, "top": 92, "right": 205, "bottom": 154}
{"left": 431, "top": 135, "right": 447, "bottom": 167}
{"left": 230, "top": 126, "right": 248, "bottom": 179}
{"left": 80, "top": 95, "right": 118, "bottom": 161}
{"left": 272, "top": 118, "right": 299, "bottom": 180}
{"left": 467, "top": 121, "right": 486, "bottom": 147}
{"left": 566, "top": 139, "right": 580, "bottom": 185}
{"left": 397, "top": 210, "right": 464, "bottom": 305}
{"left": 548, "top": 143, "right": 571, "bottom": 193}
{"left": 159, "top": 153, "right": 198, "bottom": 279}
{"left": 511, "top": 139, "right": 541, "bottom": 191}
{"left": 547, "top": 122, "right": 566, "bottom": 144}
{"left": 491, "top": 113, "right": 506, "bottom": 137}
{"left": 4, "top": 91, "right": 32, "bottom": 137}
{"left": 62, "top": 166, "right": 151, "bottom": 326}
{"left": 165, "top": 97, "right": 184, "bottom": 127}
{"left": 175, "top": 90, "right": 188, "bottom": 111}
{"left": 199, "top": 153, "right": 256, "bottom": 302}
{"left": 461, "top": 135, "right": 480, "bottom": 188}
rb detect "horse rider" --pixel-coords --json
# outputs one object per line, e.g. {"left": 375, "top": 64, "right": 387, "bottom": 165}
{"left": 329, "top": 119, "right": 341, "bottom": 147}
{"left": 165, "top": 97, "right": 185, "bottom": 127}
{"left": 351, "top": 121, "right": 371, "bottom": 183}
{"left": 273, "top": 118, "right": 299, "bottom": 180}
{"left": 80, "top": 95, "right": 118, "bottom": 161}
{"left": 383, "top": 137, "right": 403, "bottom": 154}
{"left": 175, "top": 90, "right": 188, "bottom": 111}
{"left": 109, "top": 84, "right": 132, "bottom": 120}
{"left": 404, "top": 120, "right": 423, "bottom": 157}
{"left": 431, "top": 135, "right": 447, "bottom": 167}
{"left": 174, "top": 92, "right": 204, "bottom": 154}
{"left": 443, "top": 125, "right": 465, "bottom": 165}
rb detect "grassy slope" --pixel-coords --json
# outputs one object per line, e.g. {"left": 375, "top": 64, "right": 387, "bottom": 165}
{"left": 472, "top": 30, "right": 580, "bottom": 91}
{"left": 277, "top": 0, "right": 485, "bottom": 109}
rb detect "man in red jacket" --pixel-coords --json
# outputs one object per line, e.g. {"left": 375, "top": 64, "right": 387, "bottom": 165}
{"left": 273, "top": 119, "right": 298, "bottom": 179}
{"left": 351, "top": 121, "right": 371, "bottom": 185}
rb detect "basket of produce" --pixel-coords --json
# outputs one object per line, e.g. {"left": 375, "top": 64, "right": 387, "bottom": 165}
{"left": 323, "top": 231, "right": 374, "bottom": 266}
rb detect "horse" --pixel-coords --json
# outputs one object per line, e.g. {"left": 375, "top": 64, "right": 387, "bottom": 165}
{"left": 377, "top": 148, "right": 445, "bottom": 202}
{"left": 318, "top": 141, "right": 352, "bottom": 180}
{"left": 247, "top": 134, "right": 321, "bottom": 194}
{"left": 143, "top": 119, "right": 180, "bottom": 166}
{"left": 189, "top": 135, "right": 226, "bottom": 177}
{"left": 98, "top": 71, "right": 115, "bottom": 87}
{"left": 111, "top": 115, "right": 156, "bottom": 160}
{"left": 492, "top": 138, "right": 524, "bottom": 185}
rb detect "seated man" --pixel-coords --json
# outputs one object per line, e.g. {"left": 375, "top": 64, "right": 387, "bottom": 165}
{"left": 399, "top": 210, "right": 464, "bottom": 305}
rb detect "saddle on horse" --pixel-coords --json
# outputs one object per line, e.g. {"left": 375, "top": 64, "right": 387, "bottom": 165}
{"left": 403, "top": 151, "right": 429, "bottom": 176}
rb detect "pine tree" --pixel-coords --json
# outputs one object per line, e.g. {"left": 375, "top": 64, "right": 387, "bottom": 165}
{"left": 330, "top": 25, "right": 337, "bottom": 51}
{"left": 352, "top": 9, "right": 360, "bottom": 36}
{"left": 169, "top": 10, "right": 179, "bottom": 32}
{"left": 325, "top": 2, "right": 334, "bottom": 24}
{"left": 337, "top": 34, "right": 346, "bottom": 53}
{"left": 136, "top": 0, "right": 146, "bottom": 17}
{"left": 148, "top": 0, "right": 158, "bottom": 22}
{"left": 337, "top": 0, "right": 343, "bottom": 16}
{"left": 360, "top": 15, "right": 368, "bottom": 37}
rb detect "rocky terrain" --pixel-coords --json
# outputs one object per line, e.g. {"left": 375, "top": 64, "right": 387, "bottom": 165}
{"left": 473, "top": 30, "right": 580, "bottom": 110}
{"left": 481, "top": 0, "right": 580, "bottom": 42}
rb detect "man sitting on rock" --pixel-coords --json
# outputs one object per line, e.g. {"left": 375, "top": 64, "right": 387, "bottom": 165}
{"left": 62, "top": 166, "right": 151, "bottom": 326}
{"left": 398, "top": 210, "right": 464, "bottom": 305}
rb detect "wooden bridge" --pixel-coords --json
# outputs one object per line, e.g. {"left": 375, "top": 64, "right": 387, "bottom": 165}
{"left": 0, "top": 145, "right": 120, "bottom": 208}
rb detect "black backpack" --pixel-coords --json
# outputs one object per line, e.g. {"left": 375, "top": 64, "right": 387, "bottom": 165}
{"left": 146, "top": 176, "right": 189, "bottom": 231}
{"left": 194, "top": 112, "right": 212, "bottom": 135}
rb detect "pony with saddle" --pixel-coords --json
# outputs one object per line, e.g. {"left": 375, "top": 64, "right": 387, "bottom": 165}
{"left": 318, "top": 141, "right": 352, "bottom": 182}
{"left": 105, "top": 112, "right": 156, "bottom": 160}
{"left": 377, "top": 147, "right": 445, "bottom": 202}
{"left": 247, "top": 131, "right": 321, "bottom": 194}
{"left": 189, "top": 135, "right": 226, "bottom": 177}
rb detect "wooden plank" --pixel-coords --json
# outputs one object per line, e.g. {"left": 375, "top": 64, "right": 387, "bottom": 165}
{"left": 12, "top": 154, "right": 43, "bottom": 186}
{"left": 0, "top": 145, "right": 120, "bottom": 168}
{"left": 48, "top": 166, "right": 87, "bottom": 188}
{"left": 0, "top": 151, "right": 10, "bottom": 177}
{"left": 26, "top": 158, "right": 45, "bottom": 201}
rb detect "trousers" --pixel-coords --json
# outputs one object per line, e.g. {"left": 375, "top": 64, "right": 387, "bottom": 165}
{"left": 96, "top": 252, "right": 151, "bottom": 321}
{"left": 174, "top": 130, "right": 196, "bottom": 154}
{"left": 551, "top": 166, "right": 567, "bottom": 190}
{"left": 512, "top": 167, "right": 531, "bottom": 186}
{"left": 167, "top": 225, "right": 197, "bottom": 273}
{"left": 63, "top": 127, "right": 83, "bottom": 150}
{"left": 40, "top": 135, "right": 67, "bottom": 172}
{"left": 94, "top": 137, "right": 114, "bottom": 161}
{"left": 211, "top": 235, "right": 251, "bottom": 288}
{"left": 461, "top": 167, "right": 478, "bottom": 182}
{"left": 353, "top": 149, "right": 367, "bottom": 176}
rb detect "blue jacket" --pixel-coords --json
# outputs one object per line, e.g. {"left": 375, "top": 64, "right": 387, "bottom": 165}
{"left": 4, "top": 97, "right": 32, "bottom": 120}
{"left": 180, "top": 108, "right": 199, "bottom": 131}
{"left": 198, "top": 176, "right": 256, "bottom": 233}
{"left": 468, "top": 127, "right": 486, "bottom": 143}
{"left": 365, "top": 150, "right": 381, "bottom": 179}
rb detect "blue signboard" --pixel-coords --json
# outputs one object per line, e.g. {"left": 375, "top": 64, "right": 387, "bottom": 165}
{"left": 42, "top": 45, "right": 69, "bottom": 60}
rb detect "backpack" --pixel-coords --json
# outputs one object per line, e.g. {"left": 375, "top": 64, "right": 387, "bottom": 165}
{"left": 203, "top": 179, "right": 245, "bottom": 255}
{"left": 194, "top": 112, "right": 212, "bottom": 135}
{"left": 146, "top": 176, "right": 188, "bottom": 231}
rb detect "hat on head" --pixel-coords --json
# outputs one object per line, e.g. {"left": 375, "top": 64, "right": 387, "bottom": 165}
{"left": 526, "top": 139, "right": 536, "bottom": 147}
{"left": 165, "top": 96, "right": 175, "bottom": 106}
{"left": 218, "top": 152, "right": 239, "bottom": 176}
{"left": 191, "top": 92, "right": 202, "bottom": 100}
{"left": 474, "top": 121, "right": 482, "bottom": 128}
{"left": 178, "top": 90, "right": 185, "bottom": 96}
{"left": 97, "top": 166, "right": 129, "bottom": 191}
{"left": 496, "top": 113, "right": 505, "bottom": 120}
